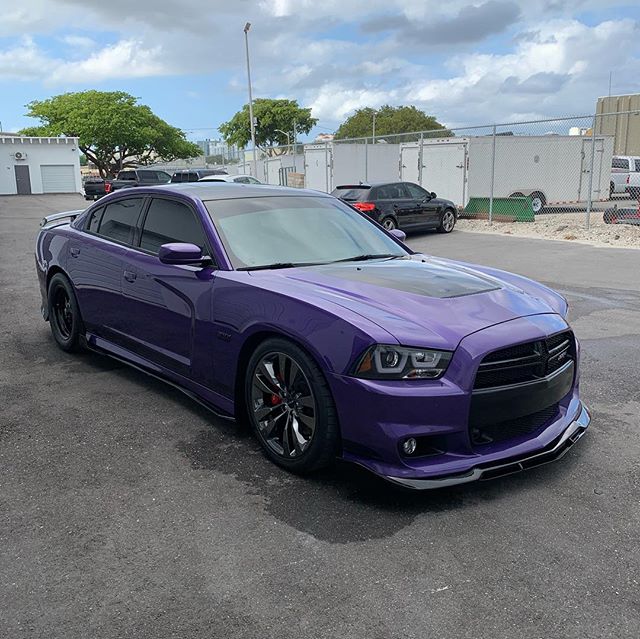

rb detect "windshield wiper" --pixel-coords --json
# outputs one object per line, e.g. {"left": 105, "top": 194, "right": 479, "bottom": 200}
{"left": 238, "top": 261, "right": 326, "bottom": 271}
{"left": 330, "top": 253, "right": 405, "bottom": 264}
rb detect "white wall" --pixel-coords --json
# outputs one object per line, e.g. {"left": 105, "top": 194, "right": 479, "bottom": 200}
{"left": 0, "top": 136, "right": 82, "bottom": 195}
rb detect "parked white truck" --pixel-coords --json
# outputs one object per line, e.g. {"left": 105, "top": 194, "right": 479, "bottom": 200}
{"left": 400, "top": 135, "right": 615, "bottom": 212}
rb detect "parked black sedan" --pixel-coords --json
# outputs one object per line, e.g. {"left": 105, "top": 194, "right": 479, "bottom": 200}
{"left": 331, "top": 182, "right": 457, "bottom": 233}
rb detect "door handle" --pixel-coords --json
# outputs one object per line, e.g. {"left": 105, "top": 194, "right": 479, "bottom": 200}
{"left": 123, "top": 270, "right": 137, "bottom": 283}
{"left": 70, "top": 247, "right": 80, "bottom": 258}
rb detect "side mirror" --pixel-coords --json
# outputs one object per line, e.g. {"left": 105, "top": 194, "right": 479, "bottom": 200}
{"left": 389, "top": 228, "right": 407, "bottom": 242}
{"left": 158, "top": 242, "right": 204, "bottom": 265}
{"left": 430, "top": 191, "right": 437, "bottom": 199}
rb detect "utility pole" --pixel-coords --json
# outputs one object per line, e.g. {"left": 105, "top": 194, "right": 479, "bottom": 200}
{"left": 244, "top": 22, "right": 258, "bottom": 177}
{"left": 372, "top": 112, "right": 376, "bottom": 143}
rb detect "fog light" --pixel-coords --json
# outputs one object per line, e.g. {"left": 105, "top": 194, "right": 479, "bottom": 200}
{"left": 402, "top": 438, "right": 417, "bottom": 455}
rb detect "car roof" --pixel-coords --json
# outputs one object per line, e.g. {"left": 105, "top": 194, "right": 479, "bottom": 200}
{"left": 335, "top": 181, "right": 415, "bottom": 189}
{"left": 132, "top": 182, "right": 328, "bottom": 201}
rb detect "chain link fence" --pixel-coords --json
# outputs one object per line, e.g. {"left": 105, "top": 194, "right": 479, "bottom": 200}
{"left": 235, "top": 110, "right": 640, "bottom": 230}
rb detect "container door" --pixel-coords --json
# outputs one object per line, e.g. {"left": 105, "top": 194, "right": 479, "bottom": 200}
{"left": 580, "top": 138, "right": 605, "bottom": 201}
{"left": 400, "top": 145, "right": 420, "bottom": 183}
{"left": 266, "top": 158, "right": 282, "bottom": 185}
{"left": 420, "top": 142, "right": 467, "bottom": 207}
{"left": 304, "top": 145, "right": 332, "bottom": 192}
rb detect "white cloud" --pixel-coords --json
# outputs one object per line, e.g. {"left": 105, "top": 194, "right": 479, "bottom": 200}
{"left": 49, "top": 39, "right": 170, "bottom": 83}
{"left": 61, "top": 35, "right": 96, "bottom": 49}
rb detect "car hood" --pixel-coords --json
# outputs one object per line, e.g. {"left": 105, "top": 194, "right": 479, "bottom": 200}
{"left": 248, "top": 256, "right": 565, "bottom": 350}
{"left": 431, "top": 197, "right": 456, "bottom": 208}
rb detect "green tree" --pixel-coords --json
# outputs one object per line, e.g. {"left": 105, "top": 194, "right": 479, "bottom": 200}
{"left": 219, "top": 99, "right": 316, "bottom": 155}
{"left": 334, "top": 105, "right": 450, "bottom": 142}
{"left": 20, "top": 90, "right": 201, "bottom": 177}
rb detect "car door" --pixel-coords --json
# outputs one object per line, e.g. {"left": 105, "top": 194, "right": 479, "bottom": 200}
{"left": 120, "top": 196, "right": 216, "bottom": 381}
{"left": 67, "top": 197, "right": 145, "bottom": 342}
{"left": 404, "top": 182, "right": 440, "bottom": 228}
{"left": 386, "top": 183, "right": 420, "bottom": 228}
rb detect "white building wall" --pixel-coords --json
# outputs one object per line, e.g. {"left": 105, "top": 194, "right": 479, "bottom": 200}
{"left": 0, "top": 136, "right": 82, "bottom": 195}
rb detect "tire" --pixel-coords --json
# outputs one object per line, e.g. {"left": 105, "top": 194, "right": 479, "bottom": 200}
{"left": 530, "top": 191, "right": 546, "bottom": 214}
{"left": 381, "top": 217, "right": 397, "bottom": 231}
{"left": 244, "top": 337, "right": 339, "bottom": 474}
{"left": 437, "top": 208, "right": 456, "bottom": 233}
{"left": 47, "top": 273, "right": 84, "bottom": 352}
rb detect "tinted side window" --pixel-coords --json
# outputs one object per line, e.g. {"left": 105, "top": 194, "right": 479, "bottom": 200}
{"left": 246, "top": 177, "right": 261, "bottom": 184}
{"left": 234, "top": 177, "right": 250, "bottom": 183}
{"left": 118, "top": 171, "right": 136, "bottom": 181}
{"left": 612, "top": 158, "right": 629, "bottom": 170}
{"left": 140, "top": 199, "right": 208, "bottom": 254}
{"left": 171, "top": 172, "right": 183, "bottom": 183}
{"left": 157, "top": 172, "right": 171, "bottom": 183}
{"left": 377, "top": 184, "right": 405, "bottom": 199}
{"left": 86, "top": 206, "right": 104, "bottom": 233}
{"left": 139, "top": 171, "right": 157, "bottom": 183}
{"left": 634, "top": 160, "right": 640, "bottom": 172}
{"left": 98, "top": 198, "right": 144, "bottom": 244}
{"left": 187, "top": 172, "right": 199, "bottom": 182}
{"left": 405, "top": 183, "right": 427, "bottom": 199}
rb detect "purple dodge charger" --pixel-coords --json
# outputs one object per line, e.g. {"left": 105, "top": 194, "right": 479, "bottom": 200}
{"left": 35, "top": 184, "right": 590, "bottom": 488}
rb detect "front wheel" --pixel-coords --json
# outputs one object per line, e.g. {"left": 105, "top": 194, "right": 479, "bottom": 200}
{"left": 437, "top": 209, "right": 456, "bottom": 233}
{"left": 245, "top": 338, "right": 339, "bottom": 474}
{"left": 47, "top": 273, "right": 84, "bottom": 352}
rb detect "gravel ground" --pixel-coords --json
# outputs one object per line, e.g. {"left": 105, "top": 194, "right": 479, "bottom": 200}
{"left": 457, "top": 211, "right": 640, "bottom": 249}
{"left": 1, "top": 195, "right": 639, "bottom": 639}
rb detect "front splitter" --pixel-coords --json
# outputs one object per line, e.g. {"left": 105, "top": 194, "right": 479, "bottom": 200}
{"left": 385, "top": 402, "right": 591, "bottom": 490}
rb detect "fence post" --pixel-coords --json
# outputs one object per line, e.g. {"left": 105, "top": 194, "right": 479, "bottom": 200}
{"left": 365, "top": 138, "right": 369, "bottom": 182}
{"left": 418, "top": 132, "right": 423, "bottom": 185}
{"left": 488, "top": 125, "right": 497, "bottom": 226}
{"left": 585, "top": 113, "right": 597, "bottom": 230}
{"left": 324, "top": 141, "right": 329, "bottom": 193}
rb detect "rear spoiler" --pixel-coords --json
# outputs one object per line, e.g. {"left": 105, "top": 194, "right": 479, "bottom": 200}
{"left": 40, "top": 209, "right": 84, "bottom": 229}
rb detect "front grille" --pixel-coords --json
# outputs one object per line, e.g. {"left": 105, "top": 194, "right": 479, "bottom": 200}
{"left": 471, "top": 403, "right": 559, "bottom": 446}
{"left": 474, "top": 331, "right": 575, "bottom": 390}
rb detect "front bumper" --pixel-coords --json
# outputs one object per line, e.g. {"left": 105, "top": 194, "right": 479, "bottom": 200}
{"left": 328, "top": 313, "right": 589, "bottom": 488}
{"left": 385, "top": 402, "right": 590, "bottom": 489}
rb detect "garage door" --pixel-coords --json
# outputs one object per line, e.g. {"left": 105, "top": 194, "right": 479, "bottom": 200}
{"left": 40, "top": 165, "right": 76, "bottom": 193}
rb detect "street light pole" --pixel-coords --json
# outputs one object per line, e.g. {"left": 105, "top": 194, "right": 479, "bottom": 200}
{"left": 243, "top": 22, "right": 258, "bottom": 178}
{"left": 372, "top": 112, "right": 376, "bottom": 143}
{"left": 274, "top": 129, "right": 291, "bottom": 154}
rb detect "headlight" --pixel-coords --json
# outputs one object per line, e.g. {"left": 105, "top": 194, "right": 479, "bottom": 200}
{"left": 352, "top": 345, "right": 453, "bottom": 380}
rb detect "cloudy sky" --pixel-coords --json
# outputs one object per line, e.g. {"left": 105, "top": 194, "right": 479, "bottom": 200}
{"left": 1, "top": 0, "right": 639, "bottom": 140}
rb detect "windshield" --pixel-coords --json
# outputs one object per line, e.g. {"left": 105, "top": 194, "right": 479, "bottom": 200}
{"left": 204, "top": 195, "right": 408, "bottom": 270}
{"left": 331, "top": 187, "right": 371, "bottom": 201}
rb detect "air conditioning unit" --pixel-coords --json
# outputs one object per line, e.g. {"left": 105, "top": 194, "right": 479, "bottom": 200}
{"left": 12, "top": 151, "right": 28, "bottom": 160}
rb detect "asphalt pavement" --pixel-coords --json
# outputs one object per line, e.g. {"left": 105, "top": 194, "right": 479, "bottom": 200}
{"left": 1, "top": 194, "right": 639, "bottom": 638}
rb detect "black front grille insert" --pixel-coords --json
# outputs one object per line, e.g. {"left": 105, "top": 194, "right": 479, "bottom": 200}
{"left": 474, "top": 331, "right": 575, "bottom": 390}
{"left": 471, "top": 403, "right": 559, "bottom": 446}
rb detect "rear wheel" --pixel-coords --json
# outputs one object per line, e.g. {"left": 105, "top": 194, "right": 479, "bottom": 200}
{"left": 530, "top": 191, "right": 546, "bottom": 214}
{"left": 437, "top": 208, "right": 456, "bottom": 233}
{"left": 381, "top": 217, "right": 397, "bottom": 231}
{"left": 47, "top": 273, "right": 84, "bottom": 352}
{"left": 245, "top": 338, "right": 339, "bottom": 474}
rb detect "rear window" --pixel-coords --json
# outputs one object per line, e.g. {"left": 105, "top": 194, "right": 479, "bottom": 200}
{"left": 331, "top": 186, "right": 371, "bottom": 201}
{"left": 612, "top": 158, "right": 629, "bottom": 170}
{"left": 635, "top": 160, "right": 640, "bottom": 172}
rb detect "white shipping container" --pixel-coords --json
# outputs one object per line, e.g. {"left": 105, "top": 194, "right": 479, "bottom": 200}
{"left": 400, "top": 135, "right": 614, "bottom": 210}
